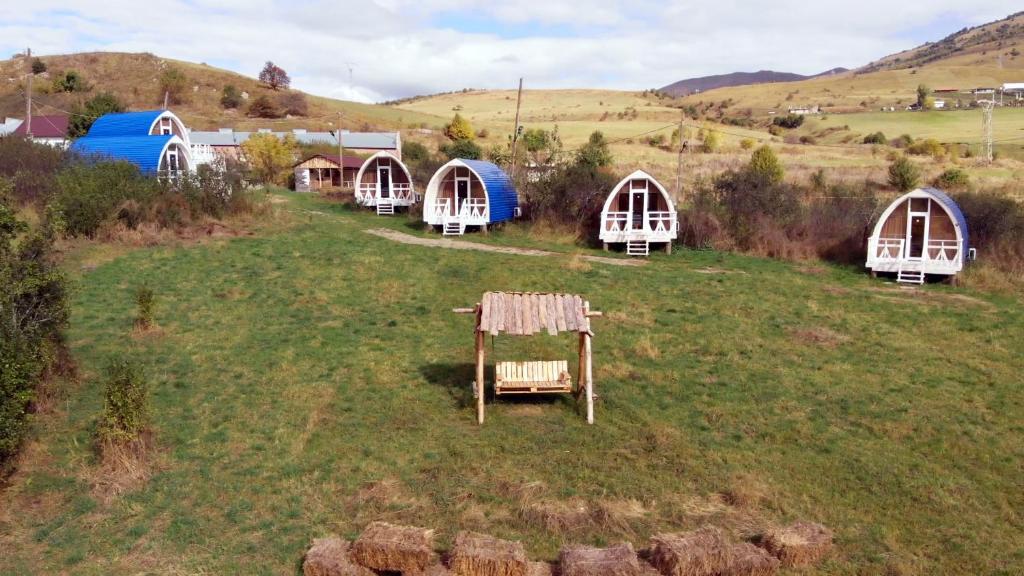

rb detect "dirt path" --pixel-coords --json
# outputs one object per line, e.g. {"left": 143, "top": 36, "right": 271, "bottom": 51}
{"left": 364, "top": 228, "right": 646, "bottom": 267}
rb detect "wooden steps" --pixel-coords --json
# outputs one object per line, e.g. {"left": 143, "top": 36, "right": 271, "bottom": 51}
{"left": 443, "top": 221, "right": 465, "bottom": 236}
{"left": 376, "top": 201, "right": 395, "bottom": 215}
{"left": 626, "top": 240, "right": 649, "bottom": 256}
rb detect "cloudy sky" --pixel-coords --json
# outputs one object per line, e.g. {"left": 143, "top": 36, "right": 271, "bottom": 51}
{"left": 3, "top": 2, "right": 1020, "bottom": 103}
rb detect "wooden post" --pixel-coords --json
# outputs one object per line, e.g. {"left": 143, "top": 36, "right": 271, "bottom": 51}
{"left": 577, "top": 332, "right": 586, "bottom": 397}
{"left": 510, "top": 78, "right": 524, "bottom": 181}
{"left": 583, "top": 302, "right": 594, "bottom": 424}
{"left": 24, "top": 48, "right": 32, "bottom": 138}
{"left": 475, "top": 324, "right": 485, "bottom": 425}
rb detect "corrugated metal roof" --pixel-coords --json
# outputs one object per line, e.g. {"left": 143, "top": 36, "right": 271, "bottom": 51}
{"left": 70, "top": 135, "right": 176, "bottom": 173}
{"left": 462, "top": 159, "right": 518, "bottom": 224}
{"left": 921, "top": 187, "right": 970, "bottom": 256}
{"left": 13, "top": 115, "right": 68, "bottom": 138}
{"left": 188, "top": 131, "right": 238, "bottom": 146}
{"left": 187, "top": 130, "right": 398, "bottom": 149}
{"left": 87, "top": 111, "right": 165, "bottom": 138}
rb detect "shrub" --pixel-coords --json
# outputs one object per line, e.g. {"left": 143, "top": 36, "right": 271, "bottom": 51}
{"left": 278, "top": 91, "right": 309, "bottom": 116}
{"left": 772, "top": 114, "right": 804, "bottom": 129}
{"left": 440, "top": 138, "right": 482, "bottom": 160}
{"left": 69, "top": 92, "right": 125, "bottom": 137}
{"left": 31, "top": 58, "right": 46, "bottom": 74}
{"left": 51, "top": 70, "right": 89, "bottom": 93}
{"left": 401, "top": 141, "right": 430, "bottom": 163}
{"left": 934, "top": 168, "right": 971, "bottom": 191}
{"left": 54, "top": 161, "right": 161, "bottom": 236}
{"left": 476, "top": 128, "right": 490, "bottom": 139}
{"left": 799, "top": 135, "right": 817, "bottom": 145}
{"left": 887, "top": 156, "right": 920, "bottom": 191}
{"left": 576, "top": 131, "right": 612, "bottom": 168}
{"left": 748, "top": 145, "right": 784, "bottom": 186}
{"left": 891, "top": 134, "right": 914, "bottom": 148}
{"left": 0, "top": 137, "right": 64, "bottom": 204}
{"left": 701, "top": 129, "right": 721, "bottom": 153}
{"left": 863, "top": 131, "right": 887, "bottom": 145}
{"left": 220, "top": 85, "right": 242, "bottom": 109}
{"left": 135, "top": 287, "right": 155, "bottom": 329}
{"left": 247, "top": 95, "right": 282, "bottom": 119}
{"left": 740, "top": 138, "right": 755, "bottom": 150}
{"left": 97, "top": 359, "right": 149, "bottom": 444}
{"left": 158, "top": 67, "right": 189, "bottom": 105}
{"left": 907, "top": 138, "right": 945, "bottom": 158}
{"left": 241, "top": 133, "right": 297, "bottom": 185}
{"left": 443, "top": 114, "right": 474, "bottom": 141}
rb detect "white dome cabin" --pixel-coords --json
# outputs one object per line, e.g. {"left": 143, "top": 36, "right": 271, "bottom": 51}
{"left": 867, "top": 187, "right": 972, "bottom": 284}
{"left": 599, "top": 170, "right": 678, "bottom": 256}
{"left": 354, "top": 151, "right": 417, "bottom": 215}
{"left": 423, "top": 159, "right": 518, "bottom": 236}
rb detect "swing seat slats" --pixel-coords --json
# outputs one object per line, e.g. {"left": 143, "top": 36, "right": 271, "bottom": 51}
{"left": 494, "top": 360, "right": 572, "bottom": 395}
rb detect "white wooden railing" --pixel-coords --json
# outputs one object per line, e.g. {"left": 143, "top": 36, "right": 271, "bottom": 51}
{"left": 926, "top": 239, "right": 961, "bottom": 263}
{"left": 602, "top": 210, "right": 678, "bottom": 236}
{"left": 870, "top": 237, "right": 961, "bottom": 265}
{"left": 872, "top": 237, "right": 905, "bottom": 261}
{"left": 357, "top": 182, "right": 415, "bottom": 205}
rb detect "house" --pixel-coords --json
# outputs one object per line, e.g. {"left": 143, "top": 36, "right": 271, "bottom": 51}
{"left": 0, "top": 117, "right": 23, "bottom": 137}
{"left": 12, "top": 115, "right": 70, "bottom": 148}
{"left": 293, "top": 154, "right": 364, "bottom": 192}
{"left": 598, "top": 170, "right": 678, "bottom": 256}
{"left": 69, "top": 110, "right": 194, "bottom": 177}
{"left": 788, "top": 106, "right": 820, "bottom": 115}
{"left": 933, "top": 99, "right": 946, "bottom": 109}
{"left": 422, "top": 159, "right": 518, "bottom": 235}
{"left": 1001, "top": 83, "right": 1024, "bottom": 102}
{"left": 189, "top": 129, "right": 401, "bottom": 164}
{"left": 866, "top": 187, "right": 972, "bottom": 284}
{"left": 353, "top": 151, "right": 417, "bottom": 214}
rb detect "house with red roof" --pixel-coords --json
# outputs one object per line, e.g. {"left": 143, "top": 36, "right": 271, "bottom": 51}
{"left": 13, "top": 115, "right": 70, "bottom": 148}
{"left": 293, "top": 154, "right": 364, "bottom": 192}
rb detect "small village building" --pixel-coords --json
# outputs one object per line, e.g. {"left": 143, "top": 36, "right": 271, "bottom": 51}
{"left": 1001, "top": 83, "right": 1024, "bottom": 102}
{"left": 70, "top": 110, "right": 194, "bottom": 176}
{"left": 866, "top": 187, "right": 971, "bottom": 284}
{"left": 0, "top": 117, "right": 24, "bottom": 138}
{"left": 293, "top": 154, "right": 363, "bottom": 192}
{"left": 189, "top": 129, "right": 401, "bottom": 165}
{"left": 422, "top": 159, "right": 518, "bottom": 235}
{"left": 12, "top": 114, "right": 70, "bottom": 148}
{"left": 353, "top": 151, "right": 417, "bottom": 214}
{"left": 599, "top": 170, "right": 678, "bottom": 256}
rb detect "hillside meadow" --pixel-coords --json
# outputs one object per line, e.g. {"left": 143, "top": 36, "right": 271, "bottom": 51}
{"left": 0, "top": 193, "right": 1021, "bottom": 575}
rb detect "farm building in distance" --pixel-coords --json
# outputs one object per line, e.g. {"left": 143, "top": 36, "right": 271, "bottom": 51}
{"left": 866, "top": 187, "right": 971, "bottom": 284}
{"left": 354, "top": 152, "right": 417, "bottom": 215}
{"left": 189, "top": 129, "right": 401, "bottom": 165}
{"left": 0, "top": 117, "right": 24, "bottom": 137}
{"left": 70, "top": 110, "right": 194, "bottom": 176}
{"left": 12, "top": 114, "right": 70, "bottom": 148}
{"left": 294, "top": 154, "right": 364, "bottom": 192}
{"left": 423, "top": 159, "right": 518, "bottom": 235}
{"left": 599, "top": 170, "right": 678, "bottom": 256}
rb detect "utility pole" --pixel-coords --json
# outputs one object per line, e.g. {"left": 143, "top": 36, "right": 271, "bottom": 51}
{"left": 509, "top": 78, "right": 523, "bottom": 180}
{"left": 337, "top": 112, "right": 346, "bottom": 187}
{"left": 981, "top": 99, "right": 994, "bottom": 163}
{"left": 25, "top": 47, "right": 32, "bottom": 137}
{"left": 675, "top": 109, "right": 685, "bottom": 200}
{"left": 163, "top": 90, "right": 169, "bottom": 110}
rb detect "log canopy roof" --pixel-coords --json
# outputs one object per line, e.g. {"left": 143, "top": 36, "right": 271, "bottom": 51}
{"left": 477, "top": 291, "right": 592, "bottom": 336}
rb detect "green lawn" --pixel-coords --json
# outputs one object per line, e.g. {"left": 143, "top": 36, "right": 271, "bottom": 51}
{"left": 1, "top": 195, "right": 1022, "bottom": 575}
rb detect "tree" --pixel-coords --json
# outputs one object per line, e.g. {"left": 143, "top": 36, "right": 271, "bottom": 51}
{"left": 576, "top": 131, "right": 613, "bottom": 168}
{"left": 701, "top": 129, "right": 722, "bottom": 153}
{"left": 247, "top": 95, "right": 282, "bottom": 119}
{"left": 916, "top": 84, "right": 931, "bottom": 108}
{"left": 51, "top": 70, "right": 89, "bottom": 93}
{"left": 443, "top": 114, "right": 474, "bottom": 141}
{"left": 68, "top": 92, "right": 125, "bottom": 137}
{"left": 772, "top": 114, "right": 804, "bottom": 129}
{"left": 440, "top": 138, "right": 482, "bottom": 160}
{"left": 241, "top": 133, "right": 296, "bottom": 185}
{"left": 401, "top": 140, "right": 430, "bottom": 163}
{"left": 30, "top": 58, "right": 46, "bottom": 75}
{"left": 747, "top": 145, "right": 784, "bottom": 186}
{"left": 258, "top": 61, "right": 290, "bottom": 90}
{"left": 221, "top": 85, "right": 242, "bottom": 109}
{"left": 277, "top": 91, "right": 309, "bottom": 116}
{"left": 158, "top": 67, "right": 189, "bottom": 105}
{"left": 887, "top": 156, "right": 920, "bottom": 192}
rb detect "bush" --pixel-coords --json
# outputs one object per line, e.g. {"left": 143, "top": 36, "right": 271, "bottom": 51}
{"left": 891, "top": 134, "right": 914, "bottom": 148}
{"left": 0, "top": 137, "right": 64, "bottom": 204}
{"left": 69, "top": 92, "right": 126, "bottom": 137}
{"left": 241, "top": 133, "right": 297, "bottom": 185}
{"left": 221, "top": 85, "right": 242, "bottom": 109}
{"left": 907, "top": 138, "right": 945, "bottom": 158}
{"left": 158, "top": 67, "right": 189, "bottom": 105}
{"left": 97, "top": 358, "right": 149, "bottom": 444}
{"left": 401, "top": 141, "right": 430, "bottom": 163}
{"left": 440, "top": 138, "right": 482, "bottom": 160}
{"left": 278, "top": 91, "right": 309, "bottom": 116}
{"left": 576, "top": 131, "right": 612, "bottom": 168}
{"left": 748, "top": 145, "right": 784, "bottom": 186}
{"left": 443, "top": 114, "right": 474, "bottom": 141}
{"left": 247, "top": 95, "right": 282, "bottom": 118}
{"left": 955, "top": 191, "right": 1024, "bottom": 275}
{"left": 887, "top": 156, "right": 920, "bottom": 191}
{"left": 772, "top": 114, "right": 804, "bottom": 129}
{"left": 740, "top": 138, "right": 755, "bottom": 150}
{"left": 934, "top": 168, "right": 971, "bottom": 191}
{"left": 51, "top": 70, "right": 89, "bottom": 93}
{"left": 31, "top": 58, "right": 46, "bottom": 74}
{"left": 701, "top": 129, "right": 721, "bottom": 153}
{"left": 863, "top": 131, "right": 887, "bottom": 145}
{"left": 135, "top": 287, "right": 155, "bottom": 329}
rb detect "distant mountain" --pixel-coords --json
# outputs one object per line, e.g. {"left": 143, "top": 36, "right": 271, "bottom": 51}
{"left": 659, "top": 68, "right": 849, "bottom": 97}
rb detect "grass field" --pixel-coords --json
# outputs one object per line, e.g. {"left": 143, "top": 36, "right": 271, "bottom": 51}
{"left": 1, "top": 193, "right": 1022, "bottom": 575}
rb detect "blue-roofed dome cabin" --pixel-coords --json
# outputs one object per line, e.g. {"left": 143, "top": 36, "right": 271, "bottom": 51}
{"left": 867, "top": 187, "right": 973, "bottom": 284}
{"left": 69, "top": 110, "right": 194, "bottom": 179}
{"left": 599, "top": 170, "right": 678, "bottom": 256}
{"left": 354, "top": 151, "right": 417, "bottom": 215}
{"left": 423, "top": 159, "right": 518, "bottom": 235}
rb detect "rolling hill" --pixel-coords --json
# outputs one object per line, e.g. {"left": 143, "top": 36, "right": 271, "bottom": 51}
{"left": 0, "top": 52, "right": 443, "bottom": 132}
{"left": 659, "top": 68, "right": 849, "bottom": 97}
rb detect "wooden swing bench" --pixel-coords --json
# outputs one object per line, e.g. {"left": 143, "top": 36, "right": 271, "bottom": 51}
{"left": 495, "top": 360, "right": 572, "bottom": 395}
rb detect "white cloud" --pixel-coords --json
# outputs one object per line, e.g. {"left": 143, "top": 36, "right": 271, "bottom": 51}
{"left": 4, "top": 1, "right": 1021, "bottom": 103}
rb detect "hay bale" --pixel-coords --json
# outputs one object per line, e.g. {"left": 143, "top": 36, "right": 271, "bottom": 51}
{"left": 721, "top": 543, "right": 779, "bottom": 576}
{"left": 450, "top": 531, "right": 528, "bottom": 576}
{"left": 422, "top": 563, "right": 455, "bottom": 576}
{"left": 526, "top": 561, "right": 553, "bottom": 576}
{"left": 560, "top": 542, "right": 641, "bottom": 576}
{"left": 351, "top": 521, "right": 436, "bottom": 573}
{"left": 648, "top": 527, "right": 733, "bottom": 576}
{"left": 761, "top": 521, "right": 832, "bottom": 567}
{"left": 303, "top": 537, "right": 374, "bottom": 576}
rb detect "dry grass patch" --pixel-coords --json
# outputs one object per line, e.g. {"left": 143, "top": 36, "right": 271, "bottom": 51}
{"left": 760, "top": 521, "right": 833, "bottom": 567}
{"left": 633, "top": 336, "right": 661, "bottom": 360}
{"left": 560, "top": 542, "right": 641, "bottom": 576}
{"left": 350, "top": 521, "right": 436, "bottom": 573}
{"left": 719, "top": 474, "right": 771, "bottom": 509}
{"left": 565, "top": 252, "right": 593, "bottom": 272}
{"left": 449, "top": 531, "right": 529, "bottom": 576}
{"left": 90, "top": 432, "right": 157, "bottom": 502}
{"left": 789, "top": 326, "right": 849, "bottom": 348}
{"left": 303, "top": 537, "right": 374, "bottom": 576}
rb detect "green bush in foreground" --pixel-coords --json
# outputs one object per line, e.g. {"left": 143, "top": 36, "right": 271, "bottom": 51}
{"left": 97, "top": 359, "right": 149, "bottom": 444}
{"left": 887, "top": 156, "right": 920, "bottom": 192}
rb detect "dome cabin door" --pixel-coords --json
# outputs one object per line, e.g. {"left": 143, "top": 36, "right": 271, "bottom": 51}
{"left": 905, "top": 198, "right": 930, "bottom": 260}
{"left": 378, "top": 165, "right": 392, "bottom": 200}
{"left": 630, "top": 179, "right": 648, "bottom": 230}
{"left": 455, "top": 174, "right": 471, "bottom": 216}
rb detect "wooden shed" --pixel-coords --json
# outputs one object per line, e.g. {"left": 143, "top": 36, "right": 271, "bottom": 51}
{"left": 354, "top": 151, "right": 417, "bottom": 215}
{"left": 599, "top": 170, "right": 678, "bottom": 256}
{"left": 866, "top": 187, "right": 972, "bottom": 284}
{"left": 455, "top": 292, "right": 602, "bottom": 425}
{"left": 293, "top": 154, "right": 363, "bottom": 192}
